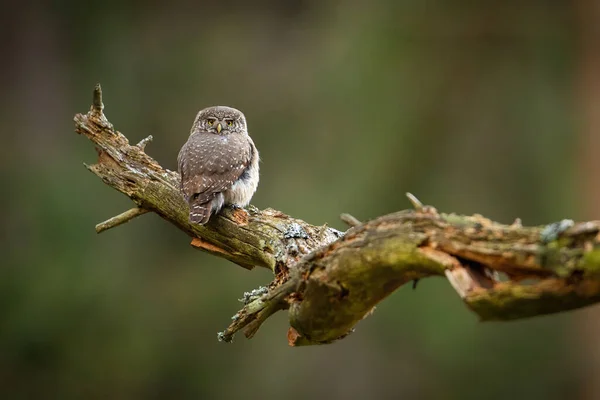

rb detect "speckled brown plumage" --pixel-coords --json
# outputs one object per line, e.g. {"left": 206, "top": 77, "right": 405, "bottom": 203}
{"left": 177, "top": 106, "right": 259, "bottom": 224}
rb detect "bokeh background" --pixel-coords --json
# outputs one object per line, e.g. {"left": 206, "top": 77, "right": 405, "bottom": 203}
{"left": 2, "top": 1, "right": 600, "bottom": 399}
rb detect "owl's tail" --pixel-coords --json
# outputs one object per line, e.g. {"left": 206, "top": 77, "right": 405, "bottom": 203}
{"left": 189, "top": 201, "right": 211, "bottom": 225}
{"left": 188, "top": 193, "right": 224, "bottom": 225}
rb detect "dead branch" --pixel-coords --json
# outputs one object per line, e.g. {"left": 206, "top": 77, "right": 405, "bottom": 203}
{"left": 96, "top": 207, "right": 149, "bottom": 233}
{"left": 74, "top": 85, "right": 600, "bottom": 346}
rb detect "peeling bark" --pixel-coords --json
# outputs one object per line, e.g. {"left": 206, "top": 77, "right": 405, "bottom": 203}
{"left": 75, "top": 85, "right": 600, "bottom": 346}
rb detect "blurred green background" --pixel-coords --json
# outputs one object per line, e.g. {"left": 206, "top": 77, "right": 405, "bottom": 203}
{"left": 3, "top": 1, "right": 600, "bottom": 399}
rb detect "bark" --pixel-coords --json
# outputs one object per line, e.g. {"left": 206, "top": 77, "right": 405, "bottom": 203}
{"left": 75, "top": 85, "right": 600, "bottom": 346}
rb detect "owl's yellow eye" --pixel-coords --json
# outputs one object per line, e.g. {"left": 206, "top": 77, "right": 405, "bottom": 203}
{"left": 227, "top": 120, "right": 233, "bottom": 127}
{"left": 207, "top": 120, "right": 213, "bottom": 126}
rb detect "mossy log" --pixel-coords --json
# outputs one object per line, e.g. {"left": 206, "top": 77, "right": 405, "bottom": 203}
{"left": 75, "top": 85, "right": 600, "bottom": 346}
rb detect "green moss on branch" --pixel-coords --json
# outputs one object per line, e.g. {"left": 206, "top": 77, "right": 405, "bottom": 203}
{"left": 75, "top": 85, "right": 600, "bottom": 346}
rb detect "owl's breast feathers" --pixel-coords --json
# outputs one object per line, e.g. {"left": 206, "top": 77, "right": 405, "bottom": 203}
{"left": 177, "top": 132, "right": 254, "bottom": 223}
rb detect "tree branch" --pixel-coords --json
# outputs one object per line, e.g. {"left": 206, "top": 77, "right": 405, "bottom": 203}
{"left": 95, "top": 207, "right": 150, "bottom": 233}
{"left": 74, "top": 85, "right": 600, "bottom": 346}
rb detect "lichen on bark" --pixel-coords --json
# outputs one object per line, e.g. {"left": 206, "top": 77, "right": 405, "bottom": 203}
{"left": 75, "top": 85, "right": 600, "bottom": 346}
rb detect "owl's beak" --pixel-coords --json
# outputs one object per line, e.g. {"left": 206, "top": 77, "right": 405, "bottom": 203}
{"left": 217, "top": 123, "right": 222, "bottom": 133}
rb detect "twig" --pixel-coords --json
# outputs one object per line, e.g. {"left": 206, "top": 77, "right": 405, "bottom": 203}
{"left": 340, "top": 213, "right": 362, "bottom": 227}
{"left": 92, "top": 83, "right": 103, "bottom": 113}
{"left": 136, "top": 135, "right": 153, "bottom": 150}
{"left": 96, "top": 207, "right": 150, "bottom": 233}
{"left": 405, "top": 192, "right": 423, "bottom": 210}
{"left": 218, "top": 280, "right": 296, "bottom": 343}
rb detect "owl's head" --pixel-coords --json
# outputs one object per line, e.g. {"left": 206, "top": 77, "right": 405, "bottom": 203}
{"left": 192, "top": 106, "right": 247, "bottom": 136}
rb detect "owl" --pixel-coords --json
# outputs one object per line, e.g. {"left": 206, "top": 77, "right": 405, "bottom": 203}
{"left": 177, "top": 106, "right": 259, "bottom": 225}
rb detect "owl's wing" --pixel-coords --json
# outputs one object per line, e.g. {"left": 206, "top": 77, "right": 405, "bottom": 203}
{"left": 178, "top": 133, "right": 252, "bottom": 204}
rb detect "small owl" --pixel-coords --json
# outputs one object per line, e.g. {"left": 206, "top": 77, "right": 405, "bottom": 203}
{"left": 177, "top": 106, "right": 259, "bottom": 225}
